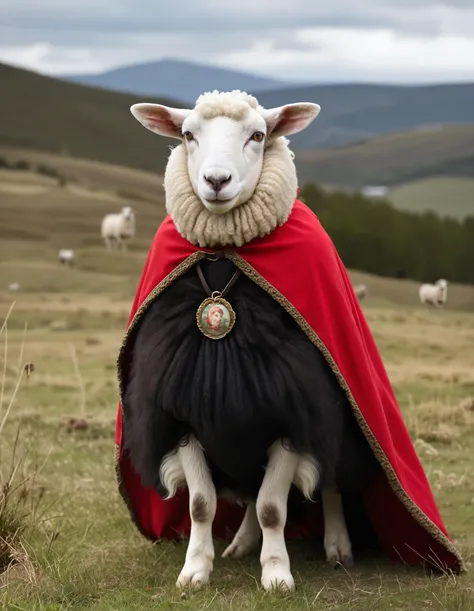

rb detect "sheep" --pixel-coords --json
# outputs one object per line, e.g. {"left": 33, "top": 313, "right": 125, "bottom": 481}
{"left": 419, "top": 279, "right": 448, "bottom": 309}
{"left": 8, "top": 282, "right": 20, "bottom": 291}
{"left": 120, "top": 90, "right": 379, "bottom": 590}
{"left": 353, "top": 283, "right": 368, "bottom": 301}
{"left": 101, "top": 205, "right": 135, "bottom": 251}
{"left": 116, "top": 91, "right": 456, "bottom": 592}
{"left": 58, "top": 248, "right": 75, "bottom": 266}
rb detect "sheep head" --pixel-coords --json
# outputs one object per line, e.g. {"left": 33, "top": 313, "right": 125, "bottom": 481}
{"left": 436, "top": 278, "right": 448, "bottom": 297}
{"left": 121, "top": 205, "right": 135, "bottom": 220}
{"left": 130, "top": 90, "right": 320, "bottom": 215}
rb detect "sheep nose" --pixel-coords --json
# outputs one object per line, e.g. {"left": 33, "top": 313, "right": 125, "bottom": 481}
{"left": 204, "top": 174, "right": 231, "bottom": 192}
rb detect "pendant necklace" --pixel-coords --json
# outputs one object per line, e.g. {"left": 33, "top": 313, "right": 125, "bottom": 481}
{"left": 196, "top": 262, "right": 241, "bottom": 340}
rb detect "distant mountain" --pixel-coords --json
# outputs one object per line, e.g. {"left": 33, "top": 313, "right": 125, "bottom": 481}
{"left": 61, "top": 58, "right": 290, "bottom": 104}
{"left": 255, "top": 83, "right": 474, "bottom": 149}
{"left": 61, "top": 60, "right": 474, "bottom": 150}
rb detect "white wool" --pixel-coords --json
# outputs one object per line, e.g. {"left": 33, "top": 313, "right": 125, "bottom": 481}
{"left": 164, "top": 136, "right": 297, "bottom": 248}
{"left": 101, "top": 207, "right": 135, "bottom": 240}
{"left": 353, "top": 284, "right": 368, "bottom": 301}
{"left": 58, "top": 248, "right": 75, "bottom": 261}
{"left": 419, "top": 279, "right": 448, "bottom": 307}
{"left": 191, "top": 89, "right": 291, "bottom": 147}
{"left": 194, "top": 90, "right": 260, "bottom": 121}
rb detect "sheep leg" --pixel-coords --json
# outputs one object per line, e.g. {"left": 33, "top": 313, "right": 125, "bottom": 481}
{"left": 104, "top": 237, "right": 112, "bottom": 251}
{"left": 322, "top": 488, "right": 353, "bottom": 568}
{"left": 222, "top": 502, "right": 261, "bottom": 559}
{"left": 257, "top": 439, "right": 298, "bottom": 592}
{"left": 176, "top": 435, "right": 216, "bottom": 589}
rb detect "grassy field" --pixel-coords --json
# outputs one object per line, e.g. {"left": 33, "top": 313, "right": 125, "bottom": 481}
{"left": 0, "top": 162, "right": 473, "bottom": 610}
{"left": 0, "top": 147, "right": 164, "bottom": 206}
{"left": 387, "top": 177, "right": 474, "bottom": 221}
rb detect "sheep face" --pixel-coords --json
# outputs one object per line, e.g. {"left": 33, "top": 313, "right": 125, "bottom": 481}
{"left": 180, "top": 110, "right": 269, "bottom": 214}
{"left": 130, "top": 91, "right": 320, "bottom": 215}
{"left": 436, "top": 279, "right": 448, "bottom": 298}
{"left": 121, "top": 206, "right": 134, "bottom": 221}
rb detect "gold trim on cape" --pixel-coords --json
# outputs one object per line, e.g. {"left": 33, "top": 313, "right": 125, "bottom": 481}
{"left": 115, "top": 250, "right": 464, "bottom": 572}
{"left": 116, "top": 251, "right": 208, "bottom": 399}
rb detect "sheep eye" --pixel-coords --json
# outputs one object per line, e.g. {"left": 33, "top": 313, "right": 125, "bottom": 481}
{"left": 251, "top": 131, "right": 265, "bottom": 143}
{"left": 183, "top": 131, "right": 194, "bottom": 142}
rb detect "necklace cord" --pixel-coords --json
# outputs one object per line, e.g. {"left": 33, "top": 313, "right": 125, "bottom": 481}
{"left": 196, "top": 262, "right": 241, "bottom": 298}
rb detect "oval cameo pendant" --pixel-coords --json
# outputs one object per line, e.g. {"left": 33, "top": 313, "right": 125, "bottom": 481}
{"left": 196, "top": 292, "right": 236, "bottom": 340}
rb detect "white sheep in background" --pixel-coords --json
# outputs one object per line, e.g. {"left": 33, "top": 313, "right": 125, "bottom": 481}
{"left": 419, "top": 279, "right": 448, "bottom": 309}
{"left": 58, "top": 248, "right": 75, "bottom": 266}
{"left": 8, "top": 282, "right": 20, "bottom": 291}
{"left": 353, "top": 284, "right": 368, "bottom": 301}
{"left": 101, "top": 205, "right": 136, "bottom": 251}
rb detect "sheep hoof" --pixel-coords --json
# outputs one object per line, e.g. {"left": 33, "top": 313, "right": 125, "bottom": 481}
{"left": 222, "top": 535, "right": 259, "bottom": 559}
{"left": 176, "top": 570, "right": 210, "bottom": 590}
{"left": 176, "top": 560, "right": 212, "bottom": 589}
{"left": 326, "top": 550, "right": 354, "bottom": 569}
{"left": 261, "top": 565, "right": 295, "bottom": 592}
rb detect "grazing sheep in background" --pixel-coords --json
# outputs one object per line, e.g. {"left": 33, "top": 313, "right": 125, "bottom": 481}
{"left": 58, "top": 248, "right": 75, "bottom": 266}
{"left": 115, "top": 90, "right": 462, "bottom": 592}
{"left": 8, "top": 282, "right": 20, "bottom": 291}
{"left": 101, "top": 205, "right": 135, "bottom": 251}
{"left": 353, "top": 284, "right": 368, "bottom": 301}
{"left": 419, "top": 279, "right": 448, "bottom": 309}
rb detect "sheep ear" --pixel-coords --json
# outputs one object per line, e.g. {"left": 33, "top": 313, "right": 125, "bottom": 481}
{"left": 130, "top": 103, "right": 191, "bottom": 140}
{"left": 262, "top": 103, "right": 321, "bottom": 138}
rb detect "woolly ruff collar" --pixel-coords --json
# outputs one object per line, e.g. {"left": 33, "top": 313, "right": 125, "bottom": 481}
{"left": 163, "top": 137, "right": 298, "bottom": 248}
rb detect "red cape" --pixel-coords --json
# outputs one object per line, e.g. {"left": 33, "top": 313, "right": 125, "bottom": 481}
{"left": 116, "top": 199, "right": 463, "bottom": 572}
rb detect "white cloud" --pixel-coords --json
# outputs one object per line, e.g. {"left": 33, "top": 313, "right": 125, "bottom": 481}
{"left": 0, "top": 1, "right": 473, "bottom": 82}
{"left": 219, "top": 28, "right": 474, "bottom": 82}
{"left": 0, "top": 43, "right": 96, "bottom": 74}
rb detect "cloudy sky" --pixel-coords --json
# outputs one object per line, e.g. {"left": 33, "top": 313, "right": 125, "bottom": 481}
{"left": 1, "top": 1, "right": 474, "bottom": 83}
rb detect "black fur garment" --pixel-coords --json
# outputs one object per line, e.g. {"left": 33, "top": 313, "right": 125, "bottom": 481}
{"left": 121, "top": 256, "right": 380, "bottom": 506}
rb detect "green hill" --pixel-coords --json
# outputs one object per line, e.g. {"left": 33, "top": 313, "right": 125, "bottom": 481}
{"left": 387, "top": 177, "right": 474, "bottom": 220}
{"left": 1, "top": 61, "right": 474, "bottom": 190}
{"left": 0, "top": 61, "right": 183, "bottom": 174}
{"left": 0, "top": 145, "right": 163, "bottom": 202}
{"left": 296, "top": 125, "right": 474, "bottom": 188}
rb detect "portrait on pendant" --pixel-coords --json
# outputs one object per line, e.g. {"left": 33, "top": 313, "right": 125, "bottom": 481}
{"left": 198, "top": 299, "right": 235, "bottom": 339}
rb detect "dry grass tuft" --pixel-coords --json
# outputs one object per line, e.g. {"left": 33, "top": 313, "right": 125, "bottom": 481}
{"left": 414, "top": 438, "right": 439, "bottom": 457}
{"left": 432, "top": 470, "right": 469, "bottom": 491}
{"left": 0, "top": 304, "right": 49, "bottom": 575}
{"left": 405, "top": 397, "right": 473, "bottom": 445}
